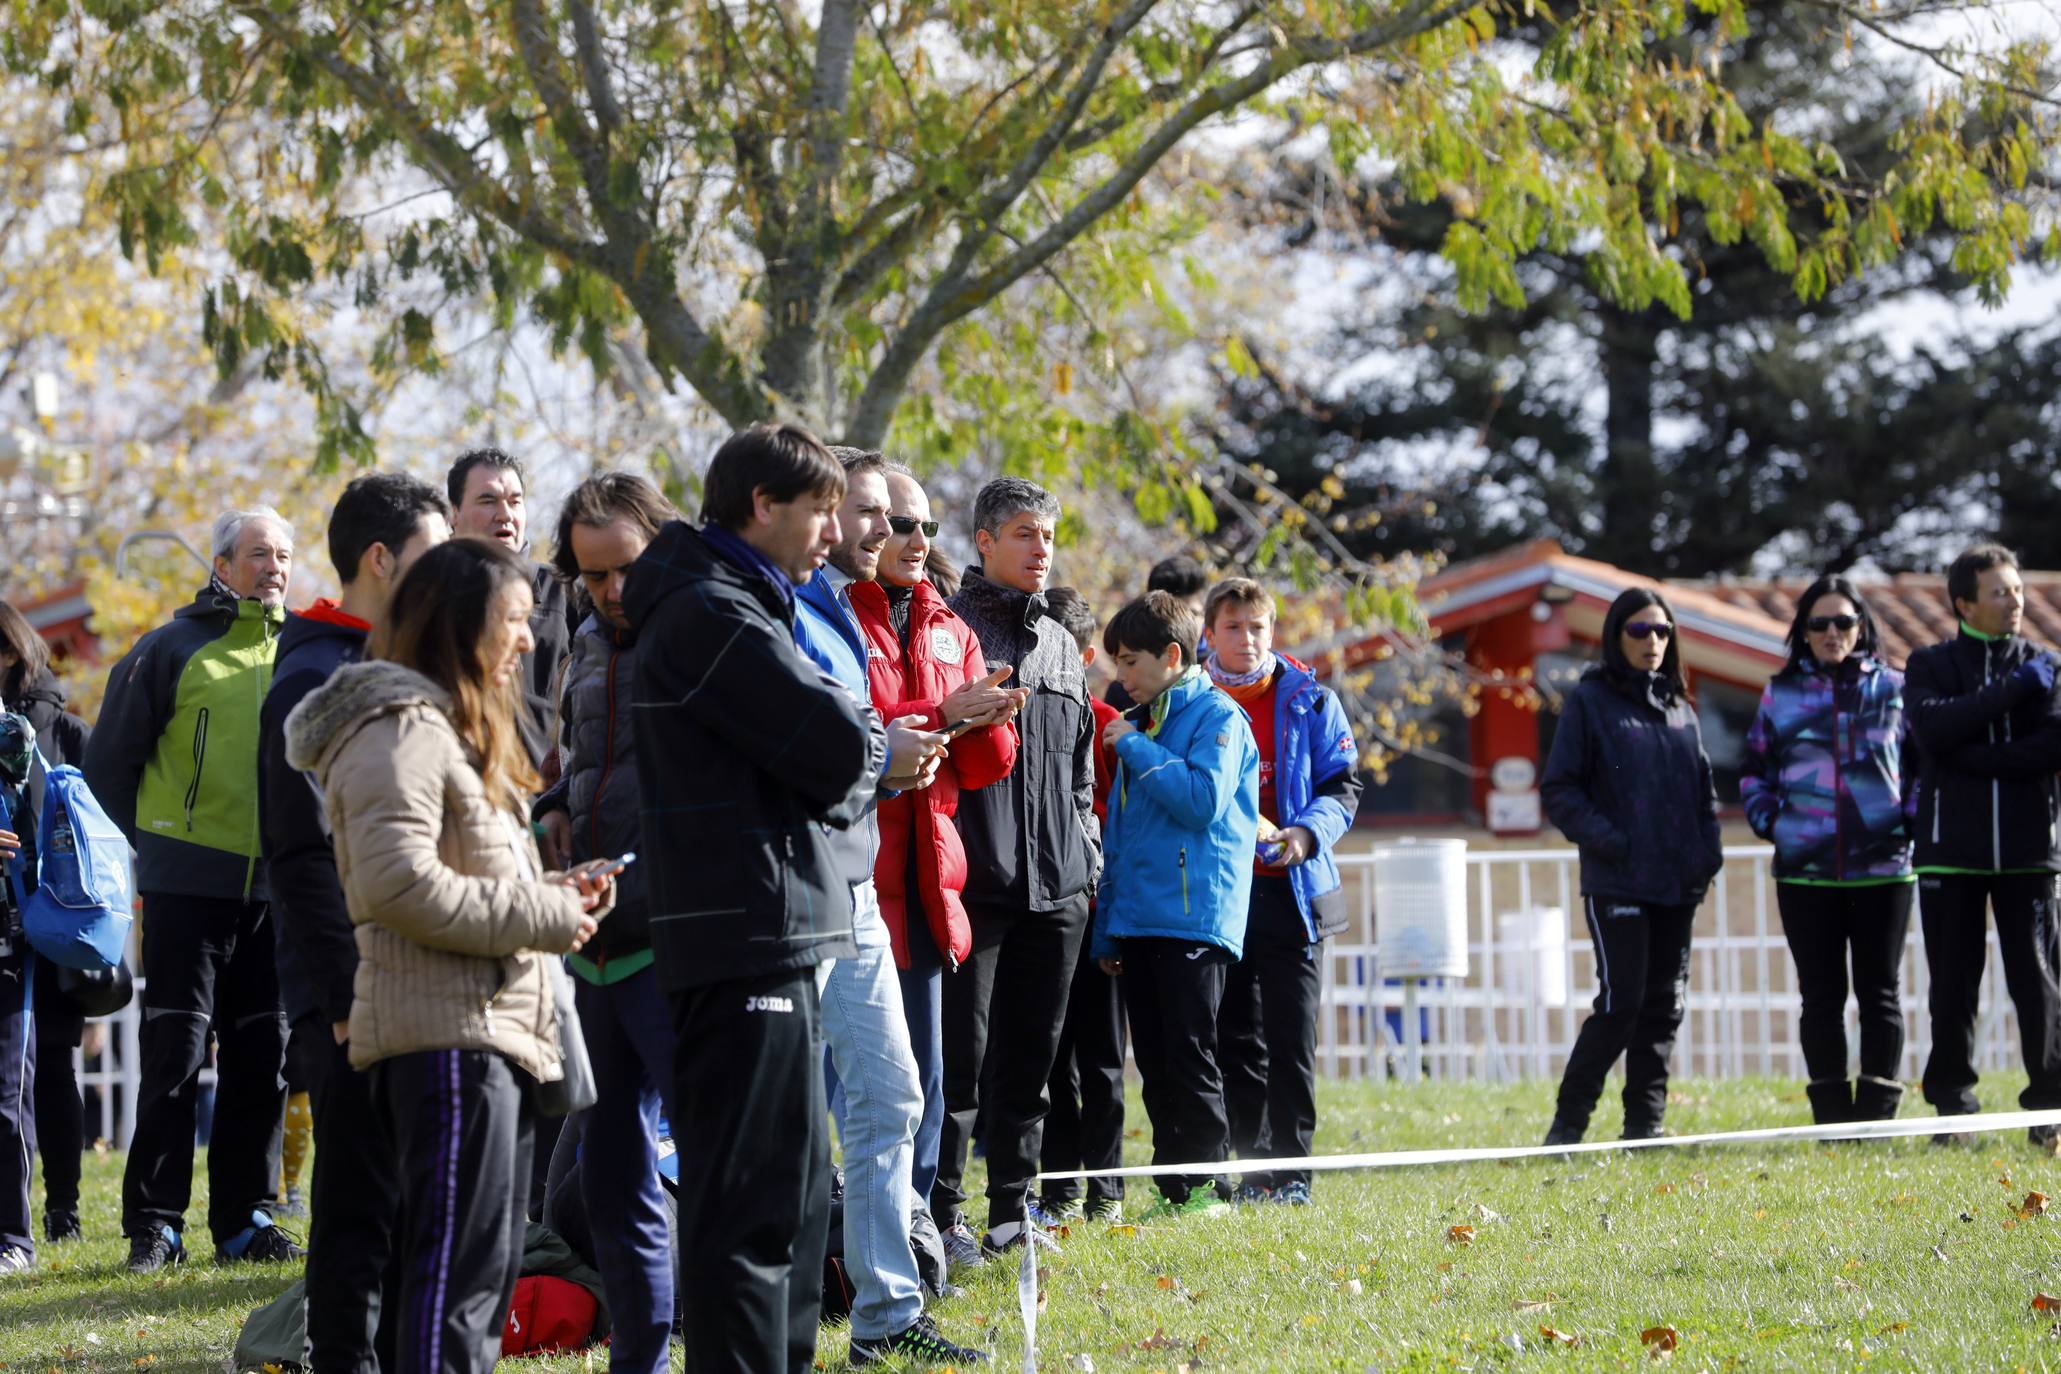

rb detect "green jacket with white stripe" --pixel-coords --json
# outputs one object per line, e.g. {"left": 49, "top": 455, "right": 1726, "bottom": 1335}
{"left": 84, "top": 578, "right": 284, "bottom": 902}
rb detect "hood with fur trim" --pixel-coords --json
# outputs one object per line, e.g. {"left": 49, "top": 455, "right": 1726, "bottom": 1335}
{"left": 284, "top": 659, "right": 451, "bottom": 775}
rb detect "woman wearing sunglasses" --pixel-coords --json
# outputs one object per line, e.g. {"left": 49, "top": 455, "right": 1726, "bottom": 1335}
{"left": 1739, "top": 575, "right": 1914, "bottom": 1127}
{"left": 1541, "top": 588, "right": 1723, "bottom": 1145}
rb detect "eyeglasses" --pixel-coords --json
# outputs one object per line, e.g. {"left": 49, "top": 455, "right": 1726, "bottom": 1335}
{"left": 1624, "top": 621, "right": 1672, "bottom": 641}
{"left": 888, "top": 515, "right": 940, "bottom": 538}
{"left": 1807, "top": 614, "right": 1860, "bottom": 633}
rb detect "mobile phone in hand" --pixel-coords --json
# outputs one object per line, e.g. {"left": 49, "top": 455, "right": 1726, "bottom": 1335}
{"left": 581, "top": 852, "right": 636, "bottom": 881}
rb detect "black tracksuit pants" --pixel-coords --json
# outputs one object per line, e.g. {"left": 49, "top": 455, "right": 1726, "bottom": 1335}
{"left": 1041, "top": 921, "right": 1128, "bottom": 1211}
{"left": 31, "top": 957, "right": 82, "bottom": 1222}
{"left": 1919, "top": 871, "right": 2061, "bottom": 1114}
{"left": 935, "top": 894, "right": 1090, "bottom": 1231}
{"left": 1776, "top": 882, "right": 1913, "bottom": 1085}
{"left": 0, "top": 939, "right": 33, "bottom": 1257}
{"left": 1219, "top": 875, "right": 1322, "bottom": 1191}
{"left": 671, "top": 966, "right": 831, "bottom": 1374}
{"left": 1123, "top": 937, "right": 1234, "bottom": 1203}
{"left": 289, "top": 1014, "right": 401, "bottom": 1374}
{"left": 1555, "top": 899, "right": 1696, "bottom": 1136}
{"left": 373, "top": 1048, "right": 533, "bottom": 1374}
{"left": 122, "top": 892, "right": 287, "bottom": 1244}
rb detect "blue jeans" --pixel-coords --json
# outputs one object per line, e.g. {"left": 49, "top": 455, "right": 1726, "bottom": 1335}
{"left": 575, "top": 967, "right": 677, "bottom": 1374}
{"left": 821, "top": 882, "right": 924, "bottom": 1339}
{"left": 898, "top": 924, "right": 945, "bottom": 1207}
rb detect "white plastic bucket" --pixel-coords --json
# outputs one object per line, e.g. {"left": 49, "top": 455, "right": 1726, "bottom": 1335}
{"left": 1372, "top": 839, "right": 1469, "bottom": 979}
{"left": 1496, "top": 907, "right": 1569, "bottom": 1008}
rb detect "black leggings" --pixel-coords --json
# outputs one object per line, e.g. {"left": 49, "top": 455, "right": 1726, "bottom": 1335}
{"left": 1776, "top": 882, "right": 1913, "bottom": 1084}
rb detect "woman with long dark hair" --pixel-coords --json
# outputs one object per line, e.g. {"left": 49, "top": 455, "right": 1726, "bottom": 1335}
{"left": 1, "top": 600, "right": 93, "bottom": 1253}
{"left": 285, "top": 538, "right": 611, "bottom": 1372}
{"left": 1541, "top": 588, "right": 1722, "bottom": 1145}
{"left": 1740, "top": 576, "right": 1914, "bottom": 1126}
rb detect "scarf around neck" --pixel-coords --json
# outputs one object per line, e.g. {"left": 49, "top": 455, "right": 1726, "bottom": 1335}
{"left": 701, "top": 523, "right": 795, "bottom": 613}
{"left": 1145, "top": 665, "right": 1209, "bottom": 736}
{"left": 1205, "top": 650, "right": 1277, "bottom": 703}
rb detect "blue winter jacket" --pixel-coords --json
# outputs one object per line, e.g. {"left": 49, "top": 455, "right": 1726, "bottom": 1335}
{"left": 793, "top": 567, "right": 881, "bottom": 889}
{"left": 1091, "top": 670, "right": 1261, "bottom": 962}
{"left": 1242, "top": 657, "right": 1366, "bottom": 939}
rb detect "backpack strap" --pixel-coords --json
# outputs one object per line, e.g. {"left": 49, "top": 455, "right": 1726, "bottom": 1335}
{"left": 0, "top": 784, "right": 30, "bottom": 921}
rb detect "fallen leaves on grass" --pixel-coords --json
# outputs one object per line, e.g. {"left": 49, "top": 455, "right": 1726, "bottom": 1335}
{"left": 1538, "top": 1325, "right": 1582, "bottom": 1348}
{"left": 2023, "top": 1191, "right": 2051, "bottom": 1217}
{"left": 1641, "top": 1325, "right": 1680, "bottom": 1359}
{"left": 2032, "top": 1292, "right": 2061, "bottom": 1314}
{"left": 1513, "top": 1295, "right": 1560, "bottom": 1314}
{"left": 1447, "top": 1224, "right": 1477, "bottom": 1246}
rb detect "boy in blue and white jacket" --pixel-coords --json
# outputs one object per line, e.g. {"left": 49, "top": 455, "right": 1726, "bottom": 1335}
{"left": 1091, "top": 591, "right": 1260, "bottom": 1215}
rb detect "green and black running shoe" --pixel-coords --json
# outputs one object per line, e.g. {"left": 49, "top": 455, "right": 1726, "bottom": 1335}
{"left": 849, "top": 1313, "right": 991, "bottom": 1367}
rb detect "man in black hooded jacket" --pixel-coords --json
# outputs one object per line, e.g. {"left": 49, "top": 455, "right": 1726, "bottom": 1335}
{"left": 625, "top": 423, "right": 891, "bottom": 1374}
{"left": 1906, "top": 542, "right": 2061, "bottom": 1146}
{"left": 258, "top": 473, "right": 447, "bottom": 1369}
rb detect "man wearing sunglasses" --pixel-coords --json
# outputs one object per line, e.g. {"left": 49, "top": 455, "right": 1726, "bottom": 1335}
{"left": 1905, "top": 542, "right": 2061, "bottom": 1150}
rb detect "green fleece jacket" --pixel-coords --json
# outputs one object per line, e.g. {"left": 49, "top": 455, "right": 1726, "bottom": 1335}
{"left": 84, "top": 578, "right": 283, "bottom": 901}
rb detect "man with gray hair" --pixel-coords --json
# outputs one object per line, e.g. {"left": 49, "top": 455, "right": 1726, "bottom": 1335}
{"left": 85, "top": 505, "right": 301, "bottom": 1272}
{"left": 936, "top": 477, "right": 1101, "bottom": 1262}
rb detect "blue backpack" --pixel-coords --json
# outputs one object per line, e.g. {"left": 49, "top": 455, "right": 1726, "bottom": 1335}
{"left": 1, "top": 745, "right": 134, "bottom": 970}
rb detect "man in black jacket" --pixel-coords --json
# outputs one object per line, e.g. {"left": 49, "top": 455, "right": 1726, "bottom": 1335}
{"left": 941, "top": 477, "right": 1101, "bottom": 1261}
{"left": 625, "top": 423, "right": 890, "bottom": 1374}
{"left": 258, "top": 473, "right": 447, "bottom": 1369}
{"left": 1907, "top": 542, "right": 2061, "bottom": 1148}
{"left": 446, "top": 447, "right": 572, "bottom": 772}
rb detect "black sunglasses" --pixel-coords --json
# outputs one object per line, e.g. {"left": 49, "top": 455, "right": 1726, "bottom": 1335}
{"left": 1807, "top": 614, "right": 1860, "bottom": 633}
{"left": 888, "top": 515, "right": 940, "bottom": 538}
{"left": 1624, "top": 621, "right": 1673, "bottom": 641}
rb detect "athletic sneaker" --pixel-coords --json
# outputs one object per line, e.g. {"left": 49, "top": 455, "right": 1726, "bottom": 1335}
{"left": 43, "top": 1211, "right": 80, "bottom": 1244}
{"left": 215, "top": 1211, "right": 305, "bottom": 1264}
{"left": 1085, "top": 1197, "right": 1124, "bottom": 1223}
{"left": 940, "top": 1222, "right": 987, "bottom": 1272}
{"left": 126, "top": 1224, "right": 186, "bottom": 1273}
{"left": 1031, "top": 1196, "right": 1083, "bottom": 1226}
{"left": 2032, "top": 1124, "right": 2061, "bottom": 1155}
{"left": 1138, "top": 1191, "right": 1231, "bottom": 1221}
{"left": 0, "top": 1245, "right": 32, "bottom": 1274}
{"left": 1273, "top": 1181, "right": 1313, "bottom": 1206}
{"left": 980, "top": 1221, "right": 1059, "bottom": 1259}
{"left": 276, "top": 1185, "right": 308, "bottom": 1219}
{"left": 849, "top": 1312, "right": 991, "bottom": 1367}
{"left": 1231, "top": 1182, "right": 1273, "bottom": 1205}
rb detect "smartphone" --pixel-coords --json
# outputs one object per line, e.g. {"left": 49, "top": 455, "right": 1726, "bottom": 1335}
{"left": 941, "top": 716, "right": 987, "bottom": 740}
{"left": 580, "top": 852, "right": 637, "bottom": 881}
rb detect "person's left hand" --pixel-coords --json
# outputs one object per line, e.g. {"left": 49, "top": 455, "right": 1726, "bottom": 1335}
{"left": 0, "top": 829, "right": 17, "bottom": 863}
{"left": 1102, "top": 717, "right": 1137, "bottom": 750}
{"left": 1266, "top": 826, "right": 1316, "bottom": 867}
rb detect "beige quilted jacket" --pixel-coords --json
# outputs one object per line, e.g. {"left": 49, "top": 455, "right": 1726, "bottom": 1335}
{"left": 284, "top": 659, "right": 592, "bottom": 1080}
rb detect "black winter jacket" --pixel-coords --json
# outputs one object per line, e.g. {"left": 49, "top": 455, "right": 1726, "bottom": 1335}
{"left": 258, "top": 607, "right": 368, "bottom": 1025}
{"left": 15, "top": 667, "right": 90, "bottom": 818}
{"left": 624, "top": 521, "right": 883, "bottom": 991}
{"left": 1906, "top": 627, "right": 2061, "bottom": 873}
{"left": 536, "top": 614, "right": 649, "bottom": 965}
{"left": 1542, "top": 667, "right": 1723, "bottom": 907}
{"left": 948, "top": 566, "right": 1100, "bottom": 913}
{"left": 519, "top": 562, "right": 574, "bottom": 771}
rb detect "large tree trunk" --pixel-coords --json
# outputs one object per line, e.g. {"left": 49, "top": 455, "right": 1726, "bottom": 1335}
{"left": 1595, "top": 314, "right": 1661, "bottom": 571}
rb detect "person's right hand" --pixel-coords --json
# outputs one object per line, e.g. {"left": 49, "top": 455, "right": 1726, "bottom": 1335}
{"left": 539, "top": 809, "right": 572, "bottom": 869}
{"left": 2014, "top": 653, "right": 2058, "bottom": 698}
{"left": 940, "top": 665, "right": 1016, "bottom": 726}
{"left": 0, "top": 829, "right": 16, "bottom": 863}
{"left": 885, "top": 714, "right": 949, "bottom": 784}
{"left": 565, "top": 911, "right": 601, "bottom": 954}
{"left": 331, "top": 1020, "right": 350, "bottom": 1047}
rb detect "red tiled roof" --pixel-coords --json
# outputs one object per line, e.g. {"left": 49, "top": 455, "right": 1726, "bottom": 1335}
{"left": 1674, "top": 572, "right": 2061, "bottom": 671}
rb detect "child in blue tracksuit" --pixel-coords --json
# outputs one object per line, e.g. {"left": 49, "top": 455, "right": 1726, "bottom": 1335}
{"left": 1091, "top": 592, "right": 1259, "bottom": 1216}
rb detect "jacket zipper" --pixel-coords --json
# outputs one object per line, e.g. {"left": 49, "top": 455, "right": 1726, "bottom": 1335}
{"left": 243, "top": 612, "right": 277, "bottom": 900}
{"left": 183, "top": 706, "right": 211, "bottom": 831}
{"left": 1179, "top": 846, "right": 1190, "bottom": 914}
{"left": 1992, "top": 644, "right": 2005, "bottom": 871}
{"left": 1831, "top": 677, "right": 1845, "bottom": 882}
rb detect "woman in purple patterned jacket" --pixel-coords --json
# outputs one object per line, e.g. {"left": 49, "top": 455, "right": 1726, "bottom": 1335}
{"left": 1740, "top": 575, "right": 1915, "bottom": 1127}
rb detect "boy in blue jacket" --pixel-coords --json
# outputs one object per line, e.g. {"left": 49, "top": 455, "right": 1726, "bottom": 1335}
{"left": 1092, "top": 592, "right": 1260, "bottom": 1218}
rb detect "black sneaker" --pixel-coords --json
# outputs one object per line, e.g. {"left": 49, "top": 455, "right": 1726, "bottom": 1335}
{"left": 215, "top": 1212, "right": 306, "bottom": 1265}
{"left": 1542, "top": 1120, "right": 1584, "bottom": 1147}
{"left": 980, "top": 1221, "right": 1058, "bottom": 1259}
{"left": 2032, "top": 1124, "right": 2061, "bottom": 1156}
{"left": 850, "top": 1313, "right": 991, "bottom": 1367}
{"left": 43, "top": 1211, "right": 81, "bottom": 1244}
{"left": 126, "top": 1225, "right": 186, "bottom": 1273}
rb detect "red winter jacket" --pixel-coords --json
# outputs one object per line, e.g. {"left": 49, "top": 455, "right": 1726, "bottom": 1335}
{"left": 850, "top": 578, "right": 1018, "bottom": 968}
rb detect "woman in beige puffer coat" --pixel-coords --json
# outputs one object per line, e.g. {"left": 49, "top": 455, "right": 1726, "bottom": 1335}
{"left": 285, "top": 537, "right": 610, "bottom": 1374}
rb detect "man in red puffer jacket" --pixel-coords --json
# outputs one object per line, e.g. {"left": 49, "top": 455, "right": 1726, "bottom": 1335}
{"left": 847, "top": 463, "right": 1023, "bottom": 1235}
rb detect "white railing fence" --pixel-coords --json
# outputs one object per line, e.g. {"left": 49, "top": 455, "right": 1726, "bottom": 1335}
{"left": 1321, "top": 844, "right": 2016, "bottom": 1085}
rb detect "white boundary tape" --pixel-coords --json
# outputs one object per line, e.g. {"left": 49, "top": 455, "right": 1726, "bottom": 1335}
{"left": 1015, "top": 1108, "right": 2061, "bottom": 1369}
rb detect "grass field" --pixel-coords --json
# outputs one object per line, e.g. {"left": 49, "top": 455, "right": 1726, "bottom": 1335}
{"left": 8, "top": 1075, "right": 2061, "bottom": 1372}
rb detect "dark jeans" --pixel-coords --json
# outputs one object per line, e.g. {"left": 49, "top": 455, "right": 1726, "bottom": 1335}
{"left": 32, "top": 955, "right": 81, "bottom": 1221}
{"left": 577, "top": 967, "right": 678, "bottom": 1374}
{"left": 1041, "top": 922, "right": 1127, "bottom": 1210}
{"left": 1776, "top": 881, "right": 1913, "bottom": 1084}
{"left": 934, "top": 894, "right": 1089, "bottom": 1230}
{"left": 898, "top": 916, "right": 945, "bottom": 1207}
{"left": 289, "top": 1015, "right": 400, "bottom": 1374}
{"left": 0, "top": 939, "right": 34, "bottom": 1256}
{"left": 373, "top": 1049, "right": 533, "bottom": 1374}
{"left": 1919, "top": 871, "right": 2061, "bottom": 1114}
{"left": 122, "top": 892, "right": 287, "bottom": 1244}
{"left": 1220, "top": 876, "right": 1322, "bottom": 1191}
{"left": 1554, "top": 898, "right": 1696, "bottom": 1136}
{"left": 670, "top": 967, "right": 831, "bottom": 1374}
{"left": 1123, "top": 937, "right": 1233, "bottom": 1203}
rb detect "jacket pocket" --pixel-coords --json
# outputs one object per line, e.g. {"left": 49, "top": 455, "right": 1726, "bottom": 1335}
{"left": 182, "top": 706, "right": 211, "bottom": 832}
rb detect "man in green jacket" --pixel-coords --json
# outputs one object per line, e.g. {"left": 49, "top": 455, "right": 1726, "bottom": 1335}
{"left": 85, "top": 506, "right": 301, "bottom": 1272}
